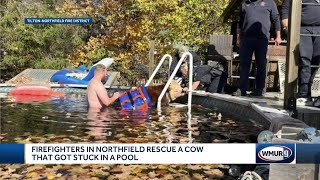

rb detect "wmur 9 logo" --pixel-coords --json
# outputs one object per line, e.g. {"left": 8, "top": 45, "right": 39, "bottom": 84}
{"left": 256, "top": 144, "right": 295, "bottom": 163}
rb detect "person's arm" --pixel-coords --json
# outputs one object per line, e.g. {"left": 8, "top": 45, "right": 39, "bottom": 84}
{"left": 270, "top": 0, "right": 282, "bottom": 45}
{"left": 281, "top": 0, "right": 290, "bottom": 37}
{"left": 192, "top": 81, "right": 200, "bottom": 90}
{"left": 282, "top": 19, "right": 288, "bottom": 28}
{"left": 281, "top": 0, "right": 290, "bottom": 27}
{"left": 169, "top": 56, "right": 181, "bottom": 76}
{"left": 192, "top": 53, "right": 202, "bottom": 67}
{"left": 237, "top": 4, "right": 244, "bottom": 47}
{"left": 96, "top": 84, "right": 121, "bottom": 106}
{"left": 183, "top": 81, "right": 200, "bottom": 92}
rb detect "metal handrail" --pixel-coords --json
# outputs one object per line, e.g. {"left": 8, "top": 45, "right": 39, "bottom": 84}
{"left": 157, "top": 52, "right": 193, "bottom": 113}
{"left": 300, "top": 34, "right": 320, "bottom": 37}
{"left": 301, "top": 3, "right": 320, "bottom": 6}
{"left": 145, "top": 54, "right": 172, "bottom": 87}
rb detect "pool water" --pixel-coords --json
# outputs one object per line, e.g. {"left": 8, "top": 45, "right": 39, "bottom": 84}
{"left": 0, "top": 94, "right": 263, "bottom": 143}
{"left": 0, "top": 93, "right": 264, "bottom": 179}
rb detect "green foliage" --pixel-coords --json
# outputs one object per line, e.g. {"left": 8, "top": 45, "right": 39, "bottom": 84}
{"left": 59, "top": 0, "right": 230, "bottom": 82}
{"left": 0, "top": 0, "right": 87, "bottom": 80}
{"left": 1, "top": 0, "right": 231, "bottom": 82}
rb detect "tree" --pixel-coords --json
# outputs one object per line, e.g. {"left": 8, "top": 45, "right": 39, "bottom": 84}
{"left": 0, "top": 0, "right": 87, "bottom": 80}
{"left": 59, "top": 0, "right": 229, "bottom": 82}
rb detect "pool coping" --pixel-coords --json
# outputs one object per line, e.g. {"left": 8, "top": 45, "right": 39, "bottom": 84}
{"left": 176, "top": 91, "right": 309, "bottom": 133}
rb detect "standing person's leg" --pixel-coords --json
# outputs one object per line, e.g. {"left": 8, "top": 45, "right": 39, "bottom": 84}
{"left": 309, "top": 26, "right": 320, "bottom": 97}
{"left": 298, "top": 27, "right": 313, "bottom": 98}
{"left": 239, "top": 38, "right": 255, "bottom": 95}
{"left": 253, "top": 38, "right": 268, "bottom": 96}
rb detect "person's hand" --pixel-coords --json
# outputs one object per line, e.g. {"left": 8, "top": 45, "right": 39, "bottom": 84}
{"left": 182, "top": 87, "right": 189, "bottom": 92}
{"left": 275, "top": 36, "right": 282, "bottom": 46}
{"left": 236, "top": 38, "right": 241, "bottom": 48}
{"left": 113, "top": 92, "right": 122, "bottom": 99}
{"left": 120, "top": 91, "right": 128, "bottom": 97}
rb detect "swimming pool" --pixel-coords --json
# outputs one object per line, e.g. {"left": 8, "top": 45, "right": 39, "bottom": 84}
{"left": 0, "top": 93, "right": 264, "bottom": 179}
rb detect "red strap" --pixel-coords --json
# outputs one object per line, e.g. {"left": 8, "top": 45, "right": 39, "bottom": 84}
{"left": 121, "top": 99, "right": 132, "bottom": 106}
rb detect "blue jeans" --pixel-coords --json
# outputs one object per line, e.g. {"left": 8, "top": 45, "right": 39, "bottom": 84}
{"left": 239, "top": 38, "right": 268, "bottom": 93}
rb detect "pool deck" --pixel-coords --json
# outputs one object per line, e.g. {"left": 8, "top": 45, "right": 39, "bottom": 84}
{"left": 262, "top": 92, "right": 320, "bottom": 128}
{"left": 262, "top": 92, "right": 320, "bottom": 113}
{"left": 4, "top": 68, "right": 121, "bottom": 86}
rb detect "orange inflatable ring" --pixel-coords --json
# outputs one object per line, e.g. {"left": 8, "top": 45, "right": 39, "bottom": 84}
{"left": 10, "top": 84, "right": 65, "bottom": 102}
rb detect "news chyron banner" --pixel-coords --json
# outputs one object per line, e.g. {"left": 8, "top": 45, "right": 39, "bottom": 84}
{"left": 0, "top": 144, "right": 319, "bottom": 164}
{"left": 1, "top": 144, "right": 255, "bottom": 164}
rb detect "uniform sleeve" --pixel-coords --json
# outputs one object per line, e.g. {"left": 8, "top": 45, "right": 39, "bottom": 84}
{"left": 170, "top": 54, "right": 182, "bottom": 77}
{"left": 281, "top": 0, "right": 290, "bottom": 20}
{"left": 270, "top": 0, "right": 281, "bottom": 32}
{"left": 238, "top": 4, "right": 245, "bottom": 30}
{"left": 194, "top": 66, "right": 212, "bottom": 83}
{"left": 169, "top": 58, "right": 177, "bottom": 75}
{"left": 191, "top": 53, "right": 202, "bottom": 67}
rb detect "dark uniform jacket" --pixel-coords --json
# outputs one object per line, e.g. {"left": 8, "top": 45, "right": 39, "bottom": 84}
{"left": 239, "top": 0, "right": 281, "bottom": 39}
{"left": 281, "top": 0, "right": 320, "bottom": 26}
{"left": 169, "top": 52, "right": 202, "bottom": 78}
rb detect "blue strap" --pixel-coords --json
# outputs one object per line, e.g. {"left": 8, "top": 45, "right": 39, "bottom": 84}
{"left": 126, "top": 91, "right": 135, "bottom": 108}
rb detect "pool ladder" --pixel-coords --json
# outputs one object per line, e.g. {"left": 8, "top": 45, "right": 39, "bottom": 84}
{"left": 146, "top": 53, "right": 194, "bottom": 143}
{"left": 145, "top": 52, "right": 194, "bottom": 113}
